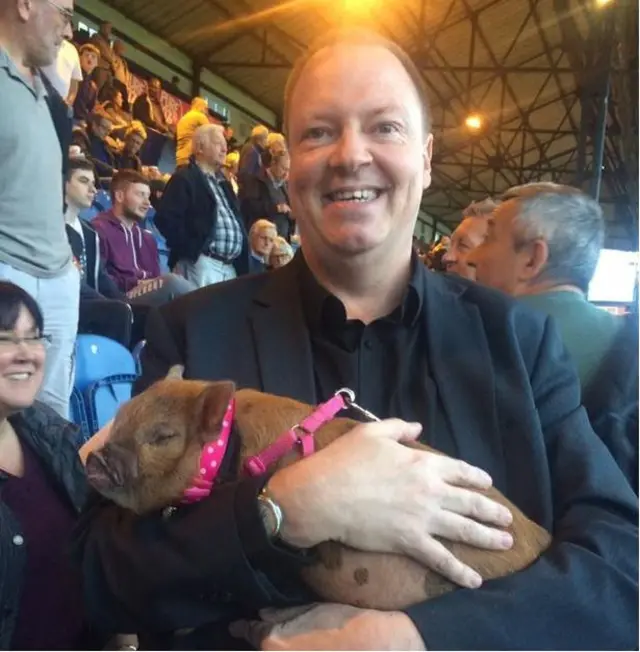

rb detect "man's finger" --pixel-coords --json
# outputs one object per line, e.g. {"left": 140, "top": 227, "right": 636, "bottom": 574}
{"left": 433, "top": 511, "right": 514, "bottom": 550}
{"left": 259, "top": 604, "right": 319, "bottom": 624}
{"left": 441, "top": 486, "right": 513, "bottom": 527}
{"left": 356, "top": 419, "right": 423, "bottom": 443}
{"left": 229, "top": 619, "right": 273, "bottom": 648}
{"left": 439, "top": 456, "right": 493, "bottom": 490}
{"left": 408, "top": 537, "right": 483, "bottom": 589}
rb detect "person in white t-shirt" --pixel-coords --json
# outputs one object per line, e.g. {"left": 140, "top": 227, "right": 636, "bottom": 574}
{"left": 42, "top": 23, "right": 82, "bottom": 105}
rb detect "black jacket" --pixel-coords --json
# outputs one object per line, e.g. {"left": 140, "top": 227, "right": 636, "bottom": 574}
{"left": 66, "top": 221, "right": 125, "bottom": 302}
{"left": 132, "top": 94, "right": 168, "bottom": 133}
{"left": 583, "top": 311, "right": 639, "bottom": 494}
{"left": 0, "top": 404, "right": 88, "bottom": 648}
{"left": 75, "top": 255, "right": 638, "bottom": 650}
{"left": 155, "top": 161, "right": 249, "bottom": 275}
{"left": 71, "top": 128, "right": 117, "bottom": 179}
{"left": 239, "top": 168, "right": 295, "bottom": 240}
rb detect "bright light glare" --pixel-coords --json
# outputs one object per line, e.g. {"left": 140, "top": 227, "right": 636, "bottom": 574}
{"left": 595, "top": 0, "right": 613, "bottom": 6}
{"left": 465, "top": 114, "right": 483, "bottom": 130}
{"left": 343, "top": 0, "right": 379, "bottom": 16}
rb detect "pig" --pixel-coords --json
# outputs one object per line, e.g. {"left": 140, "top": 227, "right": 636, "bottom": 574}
{"left": 85, "top": 368, "right": 551, "bottom": 611}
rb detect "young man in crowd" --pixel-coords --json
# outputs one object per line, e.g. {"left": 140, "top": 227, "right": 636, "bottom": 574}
{"left": 73, "top": 43, "right": 100, "bottom": 122}
{"left": 78, "top": 29, "right": 638, "bottom": 650}
{"left": 65, "top": 157, "right": 132, "bottom": 348}
{"left": 0, "top": 0, "right": 79, "bottom": 417}
{"left": 92, "top": 171, "right": 194, "bottom": 306}
{"left": 42, "top": 21, "right": 82, "bottom": 106}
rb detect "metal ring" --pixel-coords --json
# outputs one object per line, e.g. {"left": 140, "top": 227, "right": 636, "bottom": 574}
{"left": 335, "top": 388, "right": 356, "bottom": 404}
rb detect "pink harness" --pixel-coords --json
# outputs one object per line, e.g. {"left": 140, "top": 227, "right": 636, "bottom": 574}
{"left": 181, "top": 389, "right": 373, "bottom": 504}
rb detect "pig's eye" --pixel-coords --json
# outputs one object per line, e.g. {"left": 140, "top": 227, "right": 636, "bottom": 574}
{"left": 149, "top": 430, "right": 179, "bottom": 446}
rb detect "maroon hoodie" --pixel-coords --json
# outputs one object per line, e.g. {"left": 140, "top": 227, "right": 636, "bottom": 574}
{"left": 92, "top": 210, "right": 161, "bottom": 293}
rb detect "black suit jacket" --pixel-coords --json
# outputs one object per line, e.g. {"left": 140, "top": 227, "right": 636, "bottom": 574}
{"left": 239, "top": 169, "right": 294, "bottom": 240}
{"left": 76, "top": 256, "right": 638, "bottom": 649}
{"left": 66, "top": 222, "right": 124, "bottom": 301}
{"left": 155, "top": 161, "right": 249, "bottom": 275}
{"left": 41, "top": 72, "right": 72, "bottom": 184}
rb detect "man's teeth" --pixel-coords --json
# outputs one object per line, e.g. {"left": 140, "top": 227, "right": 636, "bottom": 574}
{"left": 329, "top": 189, "right": 380, "bottom": 202}
{"left": 6, "top": 373, "right": 32, "bottom": 381}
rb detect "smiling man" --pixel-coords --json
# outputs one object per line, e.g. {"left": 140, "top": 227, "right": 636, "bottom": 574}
{"left": 77, "top": 28, "right": 638, "bottom": 650}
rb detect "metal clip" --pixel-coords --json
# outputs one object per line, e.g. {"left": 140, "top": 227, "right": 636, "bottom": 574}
{"left": 334, "top": 387, "right": 381, "bottom": 422}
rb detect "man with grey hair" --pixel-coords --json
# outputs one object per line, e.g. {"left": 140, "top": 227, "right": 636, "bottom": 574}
{"left": 156, "top": 123, "right": 248, "bottom": 287}
{"left": 468, "top": 182, "right": 622, "bottom": 390}
{"left": 248, "top": 219, "right": 277, "bottom": 273}
{"left": 442, "top": 197, "right": 499, "bottom": 279}
{"left": 0, "top": 0, "right": 80, "bottom": 417}
{"left": 238, "top": 124, "right": 269, "bottom": 187}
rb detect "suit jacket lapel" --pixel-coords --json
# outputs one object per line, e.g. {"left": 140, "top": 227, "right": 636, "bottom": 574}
{"left": 248, "top": 257, "right": 317, "bottom": 404}
{"left": 423, "top": 274, "right": 507, "bottom": 490}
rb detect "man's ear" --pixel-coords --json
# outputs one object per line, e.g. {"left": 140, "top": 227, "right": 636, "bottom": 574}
{"left": 520, "top": 238, "right": 549, "bottom": 282}
{"left": 422, "top": 133, "right": 434, "bottom": 189}
{"left": 197, "top": 381, "right": 236, "bottom": 443}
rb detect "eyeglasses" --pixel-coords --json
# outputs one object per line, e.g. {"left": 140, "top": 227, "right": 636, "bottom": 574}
{"left": 0, "top": 334, "right": 52, "bottom": 350}
{"left": 44, "top": 0, "right": 74, "bottom": 24}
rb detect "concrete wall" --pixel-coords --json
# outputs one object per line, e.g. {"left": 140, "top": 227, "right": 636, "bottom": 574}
{"left": 75, "top": 0, "right": 277, "bottom": 137}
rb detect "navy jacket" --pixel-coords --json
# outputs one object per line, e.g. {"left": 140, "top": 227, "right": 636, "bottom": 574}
{"left": 154, "top": 161, "right": 249, "bottom": 276}
{"left": 75, "top": 256, "right": 638, "bottom": 649}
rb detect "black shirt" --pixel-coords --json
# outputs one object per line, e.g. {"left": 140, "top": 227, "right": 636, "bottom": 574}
{"left": 298, "top": 253, "right": 444, "bottom": 445}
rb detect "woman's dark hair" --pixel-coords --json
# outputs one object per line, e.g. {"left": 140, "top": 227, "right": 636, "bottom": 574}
{"left": 0, "top": 282, "right": 44, "bottom": 334}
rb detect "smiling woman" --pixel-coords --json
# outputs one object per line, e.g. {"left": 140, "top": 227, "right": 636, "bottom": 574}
{"left": 0, "top": 282, "right": 106, "bottom": 650}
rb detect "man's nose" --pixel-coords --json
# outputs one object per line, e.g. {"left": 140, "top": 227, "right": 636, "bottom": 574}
{"left": 329, "top": 126, "right": 373, "bottom": 173}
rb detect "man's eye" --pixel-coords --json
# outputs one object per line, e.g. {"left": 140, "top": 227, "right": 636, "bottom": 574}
{"left": 303, "top": 127, "right": 329, "bottom": 141}
{"left": 149, "top": 431, "right": 178, "bottom": 446}
{"left": 375, "top": 122, "right": 401, "bottom": 135}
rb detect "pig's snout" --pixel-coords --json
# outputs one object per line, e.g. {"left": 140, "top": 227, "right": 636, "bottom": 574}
{"left": 85, "top": 444, "right": 137, "bottom": 493}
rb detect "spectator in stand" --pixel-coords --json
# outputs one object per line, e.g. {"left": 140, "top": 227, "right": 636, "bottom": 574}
{"left": 101, "top": 86, "right": 131, "bottom": 131}
{"left": 116, "top": 121, "right": 146, "bottom": 173}
{"left": 72, "top": 108, "right": 117, "bottom": 178}
{"left": 64, "top": 158, "right": 133, "bottom": 348}
{"left": 248, "top": 219, "right": 277, "bottom": 273}
{"left": 238, "top": 124, "right": 269, "bottom": 187}
{"left": 89, "top": 20, "right": 114, "bottom": 97}
{"left": 240, "top": 148, "right": 294, "bottom": 240}
{"left": 267, "top": 235, "right": 294, "bottom": 270}
{"left": 92, "top": 171, "right": 194, "bottom": 305}
{"left": 222, "top": 151, "right": 239, "bottom": 195}
{"left": 266, "top": 131, "right": 287, "bottom": 156}
{"left": 156, "top": 124, "right": 249, "bottom": 287}
{"left": 443, "top": 198, "right": 497, "bottom": 279}
{"left": 133, "top": 77, "right": 170, "bottom": 135}
{"left": 176, "top": 96, "right": 210, "bottom": 167}
{"left": 111, "top": 39, "right": 130, "bottom": 111}
{"left": 42, "top": 21, "right": 82, "bottom": 106}
{"left": 73, "top": 43, "right": 99, "bottom": 122}
{"left": 224, "top": 123, "right": 238, "bottom": 151}
{"left": 0, "top": 0, "right": 79, "bottom": 418}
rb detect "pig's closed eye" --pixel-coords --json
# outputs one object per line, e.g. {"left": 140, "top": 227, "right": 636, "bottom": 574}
{"left": 149, "top": 431, "right": 179, "bottom": 446}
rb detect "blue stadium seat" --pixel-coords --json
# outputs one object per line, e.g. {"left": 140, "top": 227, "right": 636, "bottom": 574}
{"left": 143, "top": 209, "right": 170, "bottom": 274}
{"left": 87, "top": 373, "right": 138, "bottom": 433}
{"left": 69, "top": 387, "right": 91, "bottom": 445}
{"left": 74, "top": 335, "right": 138, "bottom": 436}
{"left": 75, "top": 334, "right": 137, "bottom": 391}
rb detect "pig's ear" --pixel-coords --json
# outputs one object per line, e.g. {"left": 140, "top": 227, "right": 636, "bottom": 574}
{"left": 197, "top": 381, "right": 236, "bottom": 442}
{"left": 166, "top": 364, "right": 185, "bottom": 380}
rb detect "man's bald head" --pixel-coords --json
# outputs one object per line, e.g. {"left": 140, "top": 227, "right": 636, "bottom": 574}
{"left": 283, "top": 28, "right": 431, "bottom": 137}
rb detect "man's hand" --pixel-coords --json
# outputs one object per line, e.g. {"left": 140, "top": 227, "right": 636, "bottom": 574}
{"left": 229, "top": 603, "right": 425, "bottom": 651}
{"left": 276, "top": 203, "right": 291, "bottom": 214}
{"left": 267, "top": 419, "right": 514, "bottom": 589}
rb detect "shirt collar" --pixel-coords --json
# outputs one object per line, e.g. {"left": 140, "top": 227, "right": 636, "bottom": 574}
{"left": 298, "top": 249, "right": 424, "bottom": 335}
{"left": 0, "top": 47, "right": 46, "bottom": 99}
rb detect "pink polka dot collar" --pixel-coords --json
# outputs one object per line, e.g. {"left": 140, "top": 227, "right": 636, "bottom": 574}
{"left": 181, "top": 398, "right": 235, "bottom": 504}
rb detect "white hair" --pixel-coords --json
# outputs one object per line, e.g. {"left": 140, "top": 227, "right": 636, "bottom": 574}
{"left": 251, "top": 125, "right": 269, "bottom": 141}
{"left": 192, "top": 123, "right": 225, "bottom": 151}
{"left": 501, "top": 182, "right": 605, "bottom": 292}
{"left": 249, "top": 219, "right": 277, "bottom": 239}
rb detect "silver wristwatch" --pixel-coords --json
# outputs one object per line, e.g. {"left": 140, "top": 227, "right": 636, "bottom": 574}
{"left": 257, "top": 486, "right": 283, "bottom": 539}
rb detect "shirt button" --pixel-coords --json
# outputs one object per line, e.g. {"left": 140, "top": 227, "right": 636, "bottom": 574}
{"left": 12, "top": 535, "right": 24, "bottom": 546}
